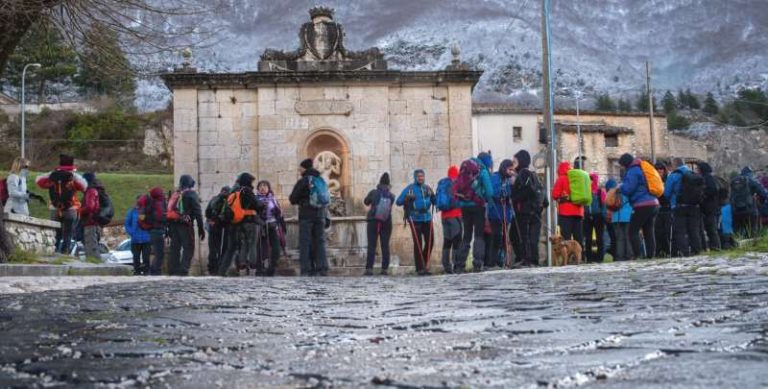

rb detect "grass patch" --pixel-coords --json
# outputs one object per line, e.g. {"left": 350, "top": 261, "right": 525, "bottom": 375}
{"left": 719, "top": 231, "right": 768, "bottom": 258}
{"left": 84, "top": 256, "right": 103, "bottom": 264}
{"left": 7, "top": 248, "right": 42, "bottom": 264}
{"left": 0, "top": 171, "right": 173, "bottom": 221}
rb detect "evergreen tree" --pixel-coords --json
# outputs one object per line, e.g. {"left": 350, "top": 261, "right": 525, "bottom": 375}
{"left": 677, "top": 89, "right": 688, "bottom": 109}
{"left": 703, "top": 92, "right": 719, "bottom": 115}
{"left": 636, "top": 91, "right": 658, "bottom": 112}
{"left": 5, "top": 22, "right": 78, "bottom": 103}
{"left": 661, "top": 90, "right": 677, "bottom": 114}
{"left": 617, "top": 98, "right": 633, "bottom": 112}
{"left": 667, "top": 112, "right": 691, "bottom": 130}
{"left": 734, "top": 88, "right": 768, "bottom": 121}
{"left": 75, "top": 23, "right": 136, "bottom": 106}
{"left": 595, "top": 94, "right": 616, "bottom": 112}
{"left": 685, "top": 89, "right": 700, "bottom": 109}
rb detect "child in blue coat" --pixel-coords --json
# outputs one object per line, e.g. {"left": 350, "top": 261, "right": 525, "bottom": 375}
{"left": 608, "top": 180, "right": 634, "bottom": 261}
{"left": 125, "top": 198, "right": 151, "bottom": 275}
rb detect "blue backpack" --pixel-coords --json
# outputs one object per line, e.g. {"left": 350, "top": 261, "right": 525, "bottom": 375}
{"left": 436, "top": 177, "right": 457, "bottom": 211}
{"left": 308, "top": 176, "right": 330, "bottom": 208}
{"left": 588, "top": 191, "right": 605, "bottom": 216}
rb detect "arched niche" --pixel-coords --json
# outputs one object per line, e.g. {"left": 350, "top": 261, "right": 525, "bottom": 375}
{"left": 303, "top": 129, "right": 351, "bottom": 202}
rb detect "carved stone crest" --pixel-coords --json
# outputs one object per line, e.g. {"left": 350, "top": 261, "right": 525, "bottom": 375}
{"left": 302, "top": 19, "right": 341, "bottom": 60}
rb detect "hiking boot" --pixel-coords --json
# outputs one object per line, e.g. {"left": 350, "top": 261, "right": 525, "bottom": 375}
{"left": 418, "top": 270, "right": 432, "bottom": 276}
{"left": 317, "top": 270, "right": 329, "bottom": 277}
{"left": 379, "top": 269, "right": 389, "bottom": 276}
{"left": 364, "top": 269, "right": 374, "bottom": 276}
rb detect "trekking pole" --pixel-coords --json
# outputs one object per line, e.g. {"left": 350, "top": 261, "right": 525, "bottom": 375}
{"left": 502, "top": 201, "right": 511, "bottom": 268}
{"left": 425, "top": 205, "right": 436, "bottom": 268}
{"left": 406, "top": 215, "right": 426, "bottom": 273}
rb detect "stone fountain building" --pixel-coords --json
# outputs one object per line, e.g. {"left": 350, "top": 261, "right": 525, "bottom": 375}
{"left": 162, "top": 7, "right": 482, "bottom": 274}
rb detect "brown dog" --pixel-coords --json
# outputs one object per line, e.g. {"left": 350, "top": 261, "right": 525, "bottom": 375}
{"left": 549, "top": 235, "right": 583, "bottom": 266}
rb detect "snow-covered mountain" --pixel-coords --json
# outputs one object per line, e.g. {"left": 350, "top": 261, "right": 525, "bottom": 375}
{"left": 136, "top": 0, "right": 768, "bottom": 111}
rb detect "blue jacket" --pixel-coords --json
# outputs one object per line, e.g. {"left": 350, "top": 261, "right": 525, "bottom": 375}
{"left": 124, "top": 207, "right": 150, "bottom": 244}
{"left": 459, "top": 158, "right": 495, "bottom": 208}
{"left": 720, "top": 204, "right": 733, "bottom": 235}
{"left": 396, "top": 171, "right": 436, "bottom": 223}
{"left": 611, "top": 193, "right": 633, "bottom": 223}
{"left": 489, "top": 172, "right": 515, "bottom": 221}
{"left": 663, "top": 165, "right": 690, "bottom": 209}
{"left": 620, "top": 159, "right": 660, "bottom": 208}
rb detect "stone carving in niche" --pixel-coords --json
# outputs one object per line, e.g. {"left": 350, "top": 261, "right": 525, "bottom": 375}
{"left": 314, "top": 150, "right": 346, "bottom": 217}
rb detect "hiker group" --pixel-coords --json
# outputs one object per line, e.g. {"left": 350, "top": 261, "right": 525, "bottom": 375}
{"left": 4, "top": 150, "right": 767, "bottom": 276}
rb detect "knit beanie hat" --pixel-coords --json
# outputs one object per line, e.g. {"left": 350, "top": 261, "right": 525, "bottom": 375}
{"left": 619, "top": 153, "right": 634, "bottom": 168}
{"left": 379, "top": 172, "right": 390, "bottom": 186}
{"left": 300, "top": 158, "right": 313, "bottom": 170}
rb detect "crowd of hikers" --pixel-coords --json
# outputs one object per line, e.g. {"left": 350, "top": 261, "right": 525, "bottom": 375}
{"left": 2, "top": 151, "right": 768, "bottom": 277}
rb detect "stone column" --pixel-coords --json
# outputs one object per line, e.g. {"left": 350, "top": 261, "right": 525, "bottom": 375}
{"left": 448, "top": 85, "right": 473, "bottom": 165}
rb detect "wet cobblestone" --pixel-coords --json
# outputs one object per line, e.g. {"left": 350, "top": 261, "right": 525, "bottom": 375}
{"left": 1, "top": 254, "right": 767, "bottom": 388}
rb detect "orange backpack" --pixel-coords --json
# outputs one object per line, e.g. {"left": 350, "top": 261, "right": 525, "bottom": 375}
{"left": 605, "top": 187, "right": 623, "bottom": 211}
{"left": 227, "top": 190, "right": 256, "bottom": 224}
{"left": 640, "top": 160, "right": 664, "bottom": 198}
{"left": 166, "top": 190, "right": 184, "bottom": 221}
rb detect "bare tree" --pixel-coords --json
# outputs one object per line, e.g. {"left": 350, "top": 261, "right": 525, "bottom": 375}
{"left": 0, "top": 0, "right": 217, "bottom": 78}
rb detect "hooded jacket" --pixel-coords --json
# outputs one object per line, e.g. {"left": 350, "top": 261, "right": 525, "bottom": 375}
{"left": 174, "top": 175, "right": 204, "bottom": 235}
{"left": 124, "top": 207, "right": 151, "bottom": 244}
{"left": 438, "top": 166, "right": 462, "bottom": 220}
{"left": 587, "top": 172, "right": 607, "bottom": 216}
{"left": 458, "top": 158, "right": 495, "bottom": 208}
{"left": 35, "top": 166, "right": 87, "bottom": 211}
{"left": 511, "top": 151, "right": 545, "bottom": 215}
{"left": 289, "top": 168, "right": 325, "bottom": 219}
{"left": 621, "top": 159, "right": 660, "bottom": 208}
{"left": 396, "top": 170, "right": 435, "bottom": 223}
{"left": 489, "top": 159, "right": 515, "bottom": 222}
{"left": 729, "top": 167, "right": 768, "bottom": 215}
{"left": 256, "top": 191, "right": 281, "bottom": 224}
{"left": 364, "top": 183, "right": 394, "bottom": 222}
{"left": 697, "top": 162, "right": 720, "bottom": 214}
{"left": 552, "top": 161, "right": 584, "bottom": 217}
{"left": 662, "top": 164, "right": 690, "bottom": 209}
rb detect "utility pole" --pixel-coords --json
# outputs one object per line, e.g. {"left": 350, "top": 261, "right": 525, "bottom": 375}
{"left": 646, "top": 61, "right": 656, "bottom": 163}
{"left": 576, "top": 91, "right": 582, "bottom": 163}
{"left": 541, "top": 0, "right": 556, "bottom": 267}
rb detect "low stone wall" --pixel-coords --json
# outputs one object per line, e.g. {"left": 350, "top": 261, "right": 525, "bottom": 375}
{"left": 3, "top": 213, "right": 60, "bottom": 254}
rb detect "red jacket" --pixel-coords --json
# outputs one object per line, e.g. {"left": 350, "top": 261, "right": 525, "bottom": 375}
{"left": 552, "top": 161, "right": 584, "bottom": 217}
{"left": 35, "top": 167, "right": 87, "bottom": 210}
{"left": 441, "top": 165, "right": 462, "bottom": 220}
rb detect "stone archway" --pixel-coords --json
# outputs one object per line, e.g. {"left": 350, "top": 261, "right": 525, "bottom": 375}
{"left": 303, "top": 129, "right": 351, "bottom": 212}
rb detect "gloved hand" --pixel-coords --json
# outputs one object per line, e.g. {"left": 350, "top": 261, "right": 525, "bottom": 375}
{"left": 199, "top": 229, "right": 206, "bottom": 242}
{"left": 404, "top": 194, "right": 416, "bottom": 203}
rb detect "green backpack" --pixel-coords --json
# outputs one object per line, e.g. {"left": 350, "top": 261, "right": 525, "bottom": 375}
{"left": 567, "top": 169, "right": 593, "bottom": 206}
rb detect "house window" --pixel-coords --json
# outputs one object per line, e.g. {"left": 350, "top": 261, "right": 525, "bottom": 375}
{"left": 513, "top": 126, "right": 522, "bottom": 141}
{"left": 605, "top": 134, "right": 619, "bottom": 147}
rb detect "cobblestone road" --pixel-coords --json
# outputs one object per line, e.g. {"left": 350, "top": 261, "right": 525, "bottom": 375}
{"left": 1, "top": 255, "right": 767, "bottom": 388}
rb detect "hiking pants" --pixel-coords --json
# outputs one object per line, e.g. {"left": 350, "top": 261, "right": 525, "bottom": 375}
{"left": 51, "top": 208, "right": 78, "bottom": 254}
{"left": 488, "top": 220, "right": 504, "bottom": 268}
{"left": 733, "top": 212, "right": 758, "bottom": 238}
{"left": 673, "top": 206, "right": 702, "bottom": 257}
{"left": 655, "top": 209, "right": 672, "bottom": 257}
{"left": 83, "top": 225, "right": 101, "bottom": 260}
{"left": 630, "top": 206, "right": 658, "bottom": 259}
{"left": 258, "top": 223, "right": 282, "bottom": 276}
{"left": 461, "top": 206, "right": 487, "bottom": 270}
{"left": 517, "top": 211, "right": 542, "bottom": 266}
{"left": 207, "top": 223, "right": 226, "bottom": 275}
{"left": 299, "top": 217, "right": 328, "bottom": 276}
{"left": 613, "top": 222, "right": 633, "bottom": 261}
{"left": 441, "top": 217, "right": 463, "bottom": 273}
{"left": 149, "top": 230, "right": 165, "bottom": 275}
{"left": 558, "top": 215, "right": 584, "bottom": 245}
{"left": 583, "top": 214, "right": 605, "bottom": 262}
{"left": 408, "top": 220, "right": 434, "bottom": 273}
{"left": 702, "top": 211, "right": 721, "bottom": 251}
{"left": 218, "top": 225, "right": 241, "bottom": 276}
{"left": 169, "top": 222, "right": 194, "bottom": 276}
{"left": 131, "top": 242, "right": 151, "bottom": 275}
{"left": 366, "top": 219, "right": 392, "bottom": 271}
{"left": 607, "top": 222, "right": 616, "bottom": 258}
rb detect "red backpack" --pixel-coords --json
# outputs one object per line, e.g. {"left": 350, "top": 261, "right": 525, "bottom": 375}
{"left": 0, "top": 178, "right": 8, "bottom": 207}
{"left": 454, "top": 159, "right": 484, "bottom": 206}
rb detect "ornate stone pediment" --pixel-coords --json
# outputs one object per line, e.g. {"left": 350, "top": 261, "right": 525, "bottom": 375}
{"left": 258, "top": 6, "right": 387, "bottom": 72}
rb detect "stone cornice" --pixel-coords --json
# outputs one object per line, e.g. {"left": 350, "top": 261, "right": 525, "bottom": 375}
{"left": 161, "top": 70, "right": 484, "bottom": 90}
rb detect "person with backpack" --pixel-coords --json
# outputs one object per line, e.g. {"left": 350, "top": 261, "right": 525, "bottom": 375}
{"left": 125, "top": 195, "right": 151, "bottom": 275}
{"left": 218, "top": 173, "right": 264, "bottom": 276}
{"left": 205, "top": 186, "right": 231, "bottom": 275}
{"left": 663, "top": 158, "right": 702, "bottom": 257}
{"left": 256, "top": 180, "right": 284, "bottom": 277}
{"left": 654, "top": 162, "right": 673, "bottom": 257}
{"left": 552, "top": 161, "right": 585, "bottom": 246}
{"left": 456, "top": 152, "right": 494, "bottom": 272}
{"left": 510, "top": 150, "right": 547, "bottom": 267}
{"left": 730, "top": 166, "right": 768, "bottom": 238}
{"left": 396, "top": 169, "right": 436, "bottom": 275}
{"left": 619, "top": 153, "right": 660, "bottom": 259}
{"left": 289, "top": 158, "right": 330, "bottom": 276}
{"left": 35, "top": 154, "right": 88, "bottom": 254}
{"left": 436, "top": 165, "right": 463, "bottom": 274}
{"left": 80, "top": 173, "right": 113, "bottom": 260}
{"left": 489, "top": 159, "right": 517, "bottom": 269}
{"left": 139, "top": 187, "right": 167, "bottom": 276}
{"left": 607, "top": 178, "right": 634, "bottom": 261}
{"left": 583, "top": 173, "right": 607, "bottom": 262}
{"left": 167, "top": 174, "right": 205, "bottom": 276}
{"left": 363, "top": 173, "right": 394, "bottom": 276}
{"left": 696, "top": 162, "right": 721, "bottom": 251}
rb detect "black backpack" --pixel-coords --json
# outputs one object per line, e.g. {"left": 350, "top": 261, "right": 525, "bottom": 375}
{"left": 49, "top": 170, "right": 75, "bottom": 210}
{"left": 94, "top": 188, "right": 114, "bottom": 226}
{"left": 714, "top": 176, "right": 729, "bottom": 204}
{"left": 679, "top": 171, "right": 706, "bottom": 206}
{"left": 730, "top": 176, "right": 753, "bottom": 212}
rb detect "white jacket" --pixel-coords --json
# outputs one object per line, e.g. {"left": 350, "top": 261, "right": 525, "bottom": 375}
{"left": 4, "top": 173, "right": 29, "bottom": 216}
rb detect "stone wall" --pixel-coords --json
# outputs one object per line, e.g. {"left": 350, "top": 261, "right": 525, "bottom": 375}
{"left": 3, "top": 213, "right": 59, "bottom": 254}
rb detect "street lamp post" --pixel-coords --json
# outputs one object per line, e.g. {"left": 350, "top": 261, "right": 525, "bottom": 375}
{"left": 21, "top": 63, "right": 42, "bottom": 160}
